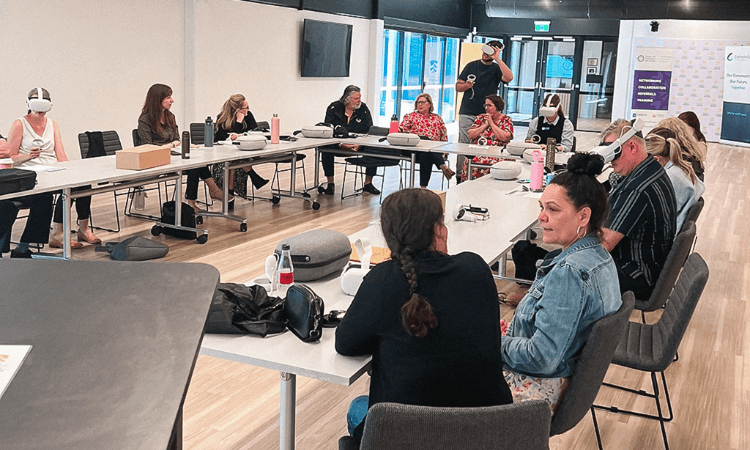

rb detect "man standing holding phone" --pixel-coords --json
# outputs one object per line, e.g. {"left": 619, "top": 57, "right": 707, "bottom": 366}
{"left": 455, "top": 40, "right": 514, "bottom": 180}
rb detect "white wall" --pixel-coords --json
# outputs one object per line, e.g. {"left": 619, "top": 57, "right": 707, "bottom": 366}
{"left": 0, "top": 0, "right": 378, "bottom": 157}
{"left": 613, "top": 19, "right": 750, "bottom": 140}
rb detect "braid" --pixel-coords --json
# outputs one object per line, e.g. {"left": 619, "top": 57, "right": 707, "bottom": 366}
{"left": 394, "top": 251, "right": 437, "bottom": 338}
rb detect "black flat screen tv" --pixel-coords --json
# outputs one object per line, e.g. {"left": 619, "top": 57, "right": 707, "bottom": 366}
{"left": 301, "top": 19, "right": 352, "bottom": 78}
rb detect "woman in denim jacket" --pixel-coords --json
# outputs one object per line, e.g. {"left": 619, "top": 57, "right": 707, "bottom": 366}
{"left": 501, "top": 152, "right": 622, "bottom": 413}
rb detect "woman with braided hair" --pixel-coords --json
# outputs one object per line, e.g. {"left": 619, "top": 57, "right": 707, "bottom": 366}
{"left": 336, "top": 188, "right": 512, "bottom": 444}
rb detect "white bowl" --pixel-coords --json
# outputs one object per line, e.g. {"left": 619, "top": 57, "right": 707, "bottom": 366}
{"left": 490, "top": 160, "right": 522, "bottom": 180}
{"left": 301, "top": 125, "right": 333, "bottom": 139}
{"left": 387, "top": 132, "right": 420, "bottom": 146}
{"left": 236, "top": 134, "right": 267, "bottom": 151}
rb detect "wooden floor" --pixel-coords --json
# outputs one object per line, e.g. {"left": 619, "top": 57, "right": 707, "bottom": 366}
{"left": 6, "top": 138, "right": 748, "bottom": 449}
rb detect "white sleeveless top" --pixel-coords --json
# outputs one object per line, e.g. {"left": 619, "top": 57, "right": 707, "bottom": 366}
{"left": 18, "top": 116, "right": 58, "bottom": 166}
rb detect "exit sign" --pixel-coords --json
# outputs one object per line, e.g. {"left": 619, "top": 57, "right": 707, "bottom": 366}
{"left": 535, "top": 21, "right": 550, "bottom": 32}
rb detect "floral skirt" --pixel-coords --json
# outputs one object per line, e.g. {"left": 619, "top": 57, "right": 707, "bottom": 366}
{"left": 212, "top": 163, "right": 249, "bottom": 197}
{"left": 503, "top": 370, "right": 569, "bottom": 415}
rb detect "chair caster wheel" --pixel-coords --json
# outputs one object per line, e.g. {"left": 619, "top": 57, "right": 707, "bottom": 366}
{"left": 272, "top": 195, "right": 281, "bottom": 205}
{"left": 151, "top": 225, "right": 162, "bottom": 236}
{"left": 240, "top": 223, "right": 248, "bottom": 232}
{"left": 196, "top": 216, "right": 203, "bottom": 225}
{"left": 196, "top": 234, "right": 208, "bottom": 244}
{"left": 312, "top": 201, "right": 321, "bottom": 210}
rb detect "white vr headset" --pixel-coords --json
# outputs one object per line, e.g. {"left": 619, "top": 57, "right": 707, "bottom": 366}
{"left": 482, "top": 42, "right": 504, "bottom": 55}
{"left": 586, "top": 117, "right": 645, "bottom": 164}
{"left": 539, "top": 96, "right": 558, "bottom": 117}
{"left": 452, "top": 204, "right": 490, "bottom": 222}
{"left": 27, "top": 87, "right": 52, "bottom": 113}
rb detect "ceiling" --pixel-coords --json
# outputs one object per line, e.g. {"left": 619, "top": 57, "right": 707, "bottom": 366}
{"left": 484, "top": 0, "right": 750, "bottom": 20}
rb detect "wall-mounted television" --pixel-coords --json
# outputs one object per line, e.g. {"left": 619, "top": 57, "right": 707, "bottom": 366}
{"left": 301, "top": 19, "right": 352, "bottom": 78}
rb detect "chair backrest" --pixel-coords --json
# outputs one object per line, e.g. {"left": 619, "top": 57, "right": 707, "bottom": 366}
{"left": 78, "top": 131, "right": 123, "bottom": 158}
{"left": 346, "top": 400, "right": 550, "bottom": 450}
{"left": 132, "top": 128, "right": 142, "bottom": 147}
{"left": 681, "top": 197, "right": 704, "bottom": 232}
{"left": 255, "top": 121, "right": 270, "bottom": 132}
{"left": 636, "top": 220, "right": 696, "bottom": 311}
{"left": 369, "top": 126, "right": 389, "bottom": 136}
{"left": 189, "top": 122, "right": 205, "bottom": 145}
{"left": 550, "top": 292, "right": 635, "bottom": 436}
{"left": 617, "top": 253, "right": 709, "bottom": 373}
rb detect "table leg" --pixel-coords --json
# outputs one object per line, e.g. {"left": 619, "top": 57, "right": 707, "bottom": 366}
{"left": 289, "top": 153, "right": 297, "bottom": 197}
{"left": 62, "top": 187, "right": 72, "bottom": 260}
{"left": 409, "top": 153, "right": 416, "bottom": 188}
{"left": 280, "top": 372, "right": 296, "bottom": 450}
{"left": 313, "top": 148, "right": 321, "bottom": 189}
{"left": 175, "top": 170, "right": 182, "bottom": 227}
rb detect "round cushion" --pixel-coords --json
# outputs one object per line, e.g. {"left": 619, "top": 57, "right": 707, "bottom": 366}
{"left": 236, "top": 134, "right": 267, "bottom": 151}
{"left": 490, "top": 160, "right": 523, "bottom": 180}
{"left": 386, "top": 133, "right": 420, "bottom": 147}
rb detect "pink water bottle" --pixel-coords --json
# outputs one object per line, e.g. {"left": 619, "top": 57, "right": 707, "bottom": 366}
{"left": 389, "top": 114, "right": 399, "bottom": 134}
{"left": 271, "top": 114, "right": 280, "bottom": 144}
{"left": 530, "top": 149, "right": 544, "bottom": 192}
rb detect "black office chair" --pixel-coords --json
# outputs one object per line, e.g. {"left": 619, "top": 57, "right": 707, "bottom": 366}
{"left": 126, "top": 128, "right": 165, "bottom": 221}
{"left": 77, "top": 130, "right": 124, "bottom": 232}
{"left": 341, "top": 155, "right": 400, "bottom": 203}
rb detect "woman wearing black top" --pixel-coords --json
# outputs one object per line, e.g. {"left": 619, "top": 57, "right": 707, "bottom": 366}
{"left": 212, "top": 94, "right": 269, "bottom": 201}
{"left": 137, "top": 83, "right": 227, "bottom": 211}
{"left": 335, "top": 188, "right": 513, "bottom": 443}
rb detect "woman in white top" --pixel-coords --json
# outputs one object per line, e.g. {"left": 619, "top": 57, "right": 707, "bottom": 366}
{"left": 645, "top": 127, "right": 705, "bottom": 232}
{"left": 6, "top": 87, "right": 100, "bottom": 250}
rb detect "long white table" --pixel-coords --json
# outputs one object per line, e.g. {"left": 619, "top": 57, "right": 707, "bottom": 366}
{"left": 200, "top": 165, "right": 541, "bottom": 450}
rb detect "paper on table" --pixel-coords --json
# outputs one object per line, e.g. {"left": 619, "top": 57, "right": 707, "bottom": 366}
{"left": 0, "top": 345, "right": 32, "bottom": 401}
{"left": 23, "top": 164, "right": 68, "bottom": 173}
{"left": 350, "top": 243, "right": 391, "bottom": 266}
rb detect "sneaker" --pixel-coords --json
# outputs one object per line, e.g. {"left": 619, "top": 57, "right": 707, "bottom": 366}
{"left": 363, "top": 183, "right": 381, "bottom": 195}
{"left": 319, "top": 183, "right": 335, "bottom": 196}
{"left": 10, "top": 249, "right": 33, "bottom": 259}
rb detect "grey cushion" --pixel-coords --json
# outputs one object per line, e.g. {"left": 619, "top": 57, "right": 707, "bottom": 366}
{"left": 275, "top": 229, "right": 351, "bottom": 281}
{"left": 340, "top": 400, "right": 550, "bottom": 450}
{"left": 550, "top": 292, "right": 635, "bottom": 436}
{"left": 613, "top": 253, "right": 709, "bottom": 372}
{"left": 635, "top": 221, "right": 696, "bottom": 311}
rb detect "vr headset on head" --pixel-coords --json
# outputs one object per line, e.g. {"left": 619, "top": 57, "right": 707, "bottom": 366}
{"left": 539, "top": 96, "right": 558, "bottom": 118}
{"left": 586, "top": 117, "right": 644, "bottom": 163}
{"left": 27, "top": 87, "right": 52, "bottom": 113}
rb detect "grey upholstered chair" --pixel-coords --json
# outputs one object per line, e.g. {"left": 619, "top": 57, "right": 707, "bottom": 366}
{"left": 339, "top": 400, "right": 551, "bottom": 450}
{"left": 682, "top": 197, "right": 704, "bottom": 252}
{"left": 596, "top": 253, "right": 709, "bottom": 450}
{"left": 634, "top": 221, "right": 696, "bottom": 319}
{"left": 77, "top": 130, "right": 124, "bottom": 233}
{"left": 550, "top": 292, "right": 635, "bottom": 449}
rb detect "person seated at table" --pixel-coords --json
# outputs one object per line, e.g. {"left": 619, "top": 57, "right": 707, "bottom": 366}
{"left": 525, "top": 93, "right": 575, "bottom": 152}
{"left": 645, "top": 127, "right": 705, "bottom": 232}
{"left": 398, "top": 93, "right": 454, "bottom": 188}
{"left": 658, "top": 116, "right": 706, "bottom": 182}
{"left": 320, "top": 85, "right": 381, "bottom": 195}
{"left": 336, "top": 188, "right": 513, "bottom": 443}
{"left": 460, "top": 94, "right": 514, "bottom": 182}
{"left": 5, "top": 87, "right": 100, "bottom": 250}
{"left": 501, "top": 152, "right": 622, "bottom": 414}
{"left": 137, "top": 83, "right": 228, "bottom": 211}
{"left": 213, "top": 93, "right": 269, "bottom": 204}
{"left": 0, "top": 134, "right": 54, "bottom": 258}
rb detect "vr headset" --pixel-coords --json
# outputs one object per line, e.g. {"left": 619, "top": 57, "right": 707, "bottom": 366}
{"left": 586, "top": 117, "right": 645, "bottom": 164}
{"left": 452, "top": 204, "right": 489, "bottom": 222}
{"left": 539, "top": 96, "right": 558, "bottom": 118}
{"left": 27, "top": 87, "right": 52, "bottom": 113}
{"left": 482, "top": 42, "right": 504, "bottom": 55}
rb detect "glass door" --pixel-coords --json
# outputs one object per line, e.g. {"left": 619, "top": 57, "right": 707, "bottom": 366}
{"left": 576, "top": 39, "right": 617, "bottom": 132}
{"left": 539, "top": 40, "right": 577, "bottom": 126}
{"left": 506, "top": 40, "right": 541, "bottom": 124}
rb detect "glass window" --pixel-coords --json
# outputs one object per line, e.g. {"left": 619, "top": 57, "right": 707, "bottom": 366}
{"left": 377, "top": 29, "right": 401, "bottom": 124}
{"left": 442, "top": 38, "right": 459, "bottom": 122}
{"left": 423, "top": 36, "right": 445, "bottom": 116}
{"left": 400, "top": 32, "right": 425, "bottom": 115}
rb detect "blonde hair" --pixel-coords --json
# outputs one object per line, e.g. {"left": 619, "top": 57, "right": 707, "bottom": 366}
{"left": 646, "top": 127, "right": 696, "bottom": 183}
{"left": 657, "top": 116, "right": 706, "bottom": 170}
{"left": 216, "top": 94, "right": 247, "bottom": 132}
{"left": 414, "top": 93, "right": 434, "bottom": 113}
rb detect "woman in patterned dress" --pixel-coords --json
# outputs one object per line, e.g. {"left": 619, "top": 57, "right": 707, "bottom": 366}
{"left": 398, "top": 93, "right": 454, "bottom": 188}
{"left": 461, "top": 94, "right": 514, "bottom": 181}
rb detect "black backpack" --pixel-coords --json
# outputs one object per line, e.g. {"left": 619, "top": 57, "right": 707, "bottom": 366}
{"left": 160, "top": 201, "right": 197, "bottom": 239}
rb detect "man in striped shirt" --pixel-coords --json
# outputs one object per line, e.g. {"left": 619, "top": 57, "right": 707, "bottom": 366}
{"left": 600, "top": 119, "right": 677, "bottom": 299}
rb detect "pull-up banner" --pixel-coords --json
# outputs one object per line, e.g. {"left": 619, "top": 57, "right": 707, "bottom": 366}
{"left": 631, "top": 47, "right": 674, "bottom": 128}
{"left": 721, "top": 46, "right": 750, "bottom": 146}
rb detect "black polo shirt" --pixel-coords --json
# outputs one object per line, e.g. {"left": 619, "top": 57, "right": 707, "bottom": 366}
{"left": 324, "top": 101, "right": 372, "bottom": 134}
{"left": 607, "top": 156, "right": 677, "bottom": 291}
{"left": 458, "top": 60, "right": 504, "bottom": 116}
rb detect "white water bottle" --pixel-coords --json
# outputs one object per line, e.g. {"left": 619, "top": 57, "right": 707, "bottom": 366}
{"left": 277, "top": 243, "right": 294, "bottom": 298}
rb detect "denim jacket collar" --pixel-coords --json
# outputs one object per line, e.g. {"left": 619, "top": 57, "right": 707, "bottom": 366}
{"left": 537, "top": 234, "right": 600, "bottom": 276}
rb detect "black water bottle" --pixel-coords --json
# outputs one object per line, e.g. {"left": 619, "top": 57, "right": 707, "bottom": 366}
{"left": 181, "top": 131, "right": 190, "bottom": 159}
{"left": 204, "top": 116, "right": 213, "bottom": 147}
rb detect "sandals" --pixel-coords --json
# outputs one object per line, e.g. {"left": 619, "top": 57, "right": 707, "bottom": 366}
{"left": 77, "top": 228, "right": 102, "bottom": 244}
{"left": 209, "top": 187, "right": 234, "bottom": 202}
{"left": 49, "top": 236, "right": 84, "bottom": 249}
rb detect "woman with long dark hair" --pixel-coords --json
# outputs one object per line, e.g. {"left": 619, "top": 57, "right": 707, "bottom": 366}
{"left": 336, "top": 188, "right": 512, "bottom": 443}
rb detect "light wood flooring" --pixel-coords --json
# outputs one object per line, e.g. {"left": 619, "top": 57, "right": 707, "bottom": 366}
{"left": 5, "top": 137, "right": 748, "bottom": 449}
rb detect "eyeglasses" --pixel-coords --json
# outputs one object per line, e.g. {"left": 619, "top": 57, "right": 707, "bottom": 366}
{"left": 416, "top": 100, "right": 429, "bottom": 105}
{"left": 484, "top": 104, "right": 494, "bottom": 109}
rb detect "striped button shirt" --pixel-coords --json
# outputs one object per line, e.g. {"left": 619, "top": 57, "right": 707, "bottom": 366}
{"left": 607, "top": 156, "right": 677, "bottom": 286}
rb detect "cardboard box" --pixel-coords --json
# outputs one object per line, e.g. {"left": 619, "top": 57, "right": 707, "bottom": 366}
{"left": 430, "top": 189, "right": 447, "bottom": 212}
{"left": 116, "top": 145, "right": 171, "bottom": 170}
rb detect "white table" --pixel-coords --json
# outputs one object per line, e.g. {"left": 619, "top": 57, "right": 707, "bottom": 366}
{"left": 200, "top": 166, "right": 543, "bottom": 450}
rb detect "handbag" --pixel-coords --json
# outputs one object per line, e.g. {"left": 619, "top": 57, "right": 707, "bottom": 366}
{"left": 0, "top": 168, "right": 37, "bottom": 195}
{"left": 95, "top": 236, "right": 169, "bottom": 261}
{"left": 285, "top": 284, "right": 324, "bottom": 342}
{"left": 160, "top": 201, "right": 197, "bottom": 240}
{"left": 206, "top": 283, "right": 287, "bottom": 337}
